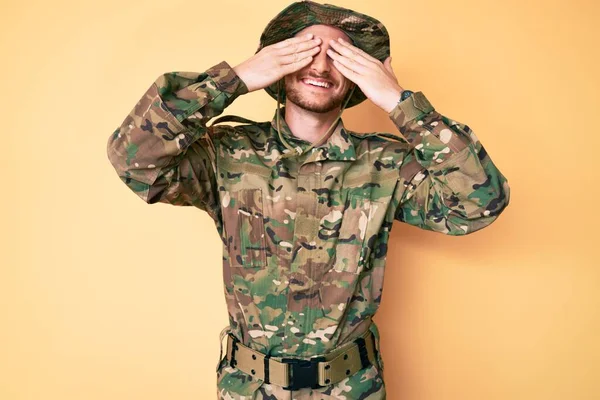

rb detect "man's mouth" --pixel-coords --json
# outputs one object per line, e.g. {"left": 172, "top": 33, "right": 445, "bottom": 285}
{"left": 301, "top": 78, "right": 334, "bottom": 90}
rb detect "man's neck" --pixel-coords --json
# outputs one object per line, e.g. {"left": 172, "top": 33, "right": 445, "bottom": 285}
{"left": 284, "top": 101, "right": 341, "bottom": 144}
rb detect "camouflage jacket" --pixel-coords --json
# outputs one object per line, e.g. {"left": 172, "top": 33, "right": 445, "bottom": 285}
{"left": 106, "top": 60, "right": 510, "bottom": 399}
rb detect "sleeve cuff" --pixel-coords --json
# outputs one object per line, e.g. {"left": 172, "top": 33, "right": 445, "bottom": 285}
{"left": 205, "top": 60, "right": 249, "bottom": 98}
{"left": 388, "top": 91, "right": 435, "bottom": 132}
{"left": 390, "top": 91, "right": 473, "bottom": 169}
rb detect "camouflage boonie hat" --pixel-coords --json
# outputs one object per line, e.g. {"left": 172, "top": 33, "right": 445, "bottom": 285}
{"left": 255, "top": 0, "right": 390, "bottom": 109}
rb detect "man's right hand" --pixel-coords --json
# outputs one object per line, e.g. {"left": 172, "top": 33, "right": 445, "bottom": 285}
{"left": 233, "top": 33, "right": 322, "bottom": 93}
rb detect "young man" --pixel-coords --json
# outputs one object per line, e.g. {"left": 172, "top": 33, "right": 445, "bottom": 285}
{"left": 106, "top": 1, "right": 510, "bottom": 398}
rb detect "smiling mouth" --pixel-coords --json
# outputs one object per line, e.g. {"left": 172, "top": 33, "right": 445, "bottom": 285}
{"left": 301, "top": 79, "right": 334, "bottom": 91}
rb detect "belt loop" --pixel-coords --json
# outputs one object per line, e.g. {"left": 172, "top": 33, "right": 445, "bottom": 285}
{"left": 229, "top": 334, "right": 240, "bottom": 369}
{"left": 263, "top": 354, "right": 271, "bottom": 384}
{"left": 371, "top": 329, "right": 379, "bottom": 362}
{"left": 216, "top": 326, "right": 231, "bottom": 372}
{"left": 354, "top": 337, "right": 370, "bottom": 370}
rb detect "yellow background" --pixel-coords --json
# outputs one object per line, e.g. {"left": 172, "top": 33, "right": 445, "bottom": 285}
{"left": 2, "top": 0, "right": 598, "bottom": 399}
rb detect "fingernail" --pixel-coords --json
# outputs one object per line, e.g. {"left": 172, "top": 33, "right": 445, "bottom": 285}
{"left": 306, "top": 33, "right": 313, "bottom": 39}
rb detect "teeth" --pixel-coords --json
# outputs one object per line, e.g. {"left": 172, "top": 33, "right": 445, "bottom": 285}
{"left": 304, "top": 79, "right": 330, "bottom": 88}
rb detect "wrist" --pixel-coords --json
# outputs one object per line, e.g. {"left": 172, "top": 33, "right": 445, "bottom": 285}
{"left": 383, "top": 87, "right": 403, "bottom": 113}
{"left": 232, "top": 64, "right": 254, "bottom": 93}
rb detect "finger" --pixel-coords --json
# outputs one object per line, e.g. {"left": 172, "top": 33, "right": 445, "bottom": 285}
{"left": 327, "top": 47, "right": 368, "bottom": 75}
{"left": 337, "top": 38, "right": 380, "bottom": 64}
{"left": 282, "top": 54, "right": 314, "bottom": 73}
{"left": 281, "top": 46, "right": 320, "bottom": 65}
{"left": 272, "top": 33, "right": 315, "bottom": 49}
{"left": 331, "top": 58, "right": 359, "bottom": 82}
{"left": 327, "top": 40, "right": 372, "bottom": 69}
{"left": 278, "top": 37, "right": 321, "bottom": 56}
{"left": 331, "top": 38, "right": 379, "bottom": 65}
{"left": 384, "top": 57, "right": 394, "bottom": 74}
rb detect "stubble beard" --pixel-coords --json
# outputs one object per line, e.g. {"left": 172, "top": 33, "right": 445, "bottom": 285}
{"left": 284, "top": 78, "right": 350, "bottom": 114}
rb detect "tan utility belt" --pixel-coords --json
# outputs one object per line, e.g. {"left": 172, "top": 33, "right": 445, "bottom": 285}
{"left": 217, "top": 326, "right": 379, "bottom": 390}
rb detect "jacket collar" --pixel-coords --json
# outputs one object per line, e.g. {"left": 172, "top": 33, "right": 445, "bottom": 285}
{"left": 270, "top": 106, "right": 357, "bottom": 163}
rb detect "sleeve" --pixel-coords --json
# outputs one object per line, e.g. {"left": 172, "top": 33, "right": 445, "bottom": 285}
{"left": 106, "top": 60, "right": 248, "bottom": 223}
{"left": 389, "top": 91, "right": 510, "bottom": 235}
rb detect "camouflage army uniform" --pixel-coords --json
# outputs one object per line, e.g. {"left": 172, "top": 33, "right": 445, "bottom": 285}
{"left": 106, "top": 59, "right": 510, "bottom": 399}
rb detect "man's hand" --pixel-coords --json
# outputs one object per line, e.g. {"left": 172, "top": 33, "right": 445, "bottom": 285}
{"left": 233, "top": 34, "right": 322, "bottom": 93}
{"left": 326, "top": 38, "right": 404, "bottom": 113}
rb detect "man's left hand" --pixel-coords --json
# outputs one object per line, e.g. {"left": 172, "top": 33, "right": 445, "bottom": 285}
{"left": 327, "top": 38, "right": 404, "bottom": 113}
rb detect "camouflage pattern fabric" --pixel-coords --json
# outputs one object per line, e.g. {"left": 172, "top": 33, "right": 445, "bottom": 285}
{"left": 106, "top": 60, "right": 510, "bottom": 399}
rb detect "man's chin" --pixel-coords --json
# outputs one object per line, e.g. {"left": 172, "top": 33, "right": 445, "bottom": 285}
{"left": 287, "top": 96, "right": 343, "bottom": 114}
{"left": 284, "top": 83, "right": 347, "bottom": 113}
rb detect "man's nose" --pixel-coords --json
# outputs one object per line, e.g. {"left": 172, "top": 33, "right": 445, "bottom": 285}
{"left": 309, "top": 43, "right": 332, "bottom": 72}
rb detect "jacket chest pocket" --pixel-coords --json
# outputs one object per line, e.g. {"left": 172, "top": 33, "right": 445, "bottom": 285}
{"left": 223, "top": 188, "right": 268, "bottom": 268}
{"left": 334, "top": 193, "right": 386, "bottom": 274}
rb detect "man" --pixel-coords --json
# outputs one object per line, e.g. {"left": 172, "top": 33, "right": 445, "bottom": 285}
{"left": 106, "top": 1, "right": 510, "bottom": 398}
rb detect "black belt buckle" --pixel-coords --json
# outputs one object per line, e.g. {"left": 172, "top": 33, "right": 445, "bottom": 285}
{"left": 281, "top": 356, "right": 326, "bottom": 390}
